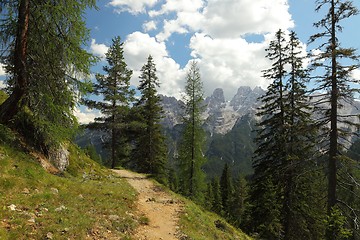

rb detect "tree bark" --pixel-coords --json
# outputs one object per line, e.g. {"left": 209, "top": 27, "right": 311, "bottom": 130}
{"left": 0, "top": 0, "right": 30, "bottom": 123}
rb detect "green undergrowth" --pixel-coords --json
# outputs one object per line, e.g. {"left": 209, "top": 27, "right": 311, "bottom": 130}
{"left": 178, "top": 200, "right": 252, "bottom": 240}
{"left": 0, "top": 125, "right": 138, "bottom": 239}
{"left": 150, "top": 181, "right": 252, "bottom": 240}
{"left": 0, "top": 122, "right": 252, "bottom": 239}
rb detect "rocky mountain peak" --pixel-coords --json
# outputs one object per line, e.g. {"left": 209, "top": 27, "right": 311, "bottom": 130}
{"left": 205, "top": 88, "right": 226, "bottom": 110}
{"left": 230, "top": 86, "right": 264, "bottom": 112}
{"left": 159, "top": 94, "right": 184, "bottom": 129}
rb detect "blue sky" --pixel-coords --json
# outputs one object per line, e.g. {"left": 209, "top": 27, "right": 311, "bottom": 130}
{"left": 83, "top": 0, "right": 360, "bottom": 100}
{"left": 0, "top": 1, "right": 359, "bottom": 123}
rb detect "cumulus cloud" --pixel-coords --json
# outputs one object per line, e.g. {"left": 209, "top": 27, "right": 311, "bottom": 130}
{"left": 90, "top": 39, "right": 109, "bottom": 60}
{"left": 190, "top": 33, "right": 271, "bottom": 98}
{"left": 351, "top": 69, "right": 360, "bottom": 81}
{"left": 203, "top": 0, "right": 293, "bottom": 38}
{"left": 156, "top": 19, "right": 189, "bottom": 42}
{"left": 109, "top": 0, "right": 159, "bottom": 14}
{"left": 124, "top": 32, "right": 185, "bottom": 98}
{"left": 106, "top": 0, "right": 300, "bottom": 98}
{"left": 0, "top": 81, "right": 6, "bottom": 89}
{"left": 0, "top": 63, "right": 5, "bottom": 76}
{"left": 74, "top": 107, "right": 102, "bottom": 124}
{"left": 152, "top": 0, "right": 293, "bottom": 41}
{"left": 149, "top": 0, "right": 204, "bottom": 17}
{"left": 143, "top": 20, "right": 157, "bottom": 32}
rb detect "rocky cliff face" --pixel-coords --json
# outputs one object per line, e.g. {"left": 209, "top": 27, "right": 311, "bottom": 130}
{"left": 160, "top": 86, "right": 265, "bottom": 135}
{"left": 159, "top": 95, "right": 185, "bottom": 129}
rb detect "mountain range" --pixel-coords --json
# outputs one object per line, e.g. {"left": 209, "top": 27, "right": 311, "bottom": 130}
{"left": 161, "top": 86, "right": 265, "bottom": 135}
{"left": 77, "top": 86, "right": 360, "bottom": 178}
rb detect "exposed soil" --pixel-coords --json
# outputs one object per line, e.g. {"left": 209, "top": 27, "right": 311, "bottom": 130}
{"left": 113, "top": 170, "right": 183, "bottom": 240}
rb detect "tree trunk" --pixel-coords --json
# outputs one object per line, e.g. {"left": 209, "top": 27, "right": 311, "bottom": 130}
{"left": 189, "top": 87, "right": 195, "bottom": 197}
{"left": 327, "top": 0, "right": 338, "bottom": 238}
{"left": 328, "top": 0, "right": 338, "bottom": 213}
{"left": 0, "top": 0, "right": 30, "bottom": 123}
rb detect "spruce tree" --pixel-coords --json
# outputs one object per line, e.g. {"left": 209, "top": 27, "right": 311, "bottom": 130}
{"left": 131, "top": 55, "right": 167, "bottom": 182}
{"left": 249, "top": 29, "right": 288, "bottom": 238}
{"left": 231, "top": 176, "right": 249, "bottom": 228}
{"left": 282, "top": 31, "right": 325, "bottom": 239}
{"left": 85, "top": 36, "right": 134, "bottom": 169}
{"left": 220, "top": 163, "right": 234, "bottom": 216}
{"left": 211, "top": 177, "right": 223, "bottom": 215}
{"left": 178, "top": 61, "right": 207, "bottom": 202}
{"left": 309, "top": 1, "right": 360, "bottom": 238}
{"left": 205, "top": 181, "right": 214, "bottom": 211}
{"left": 250, "top": 29, "right": 325, "bottom": 239}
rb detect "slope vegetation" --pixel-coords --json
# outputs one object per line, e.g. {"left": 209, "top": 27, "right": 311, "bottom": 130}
{"left": 0, "top": 125, "right": 251, "bottom": 239}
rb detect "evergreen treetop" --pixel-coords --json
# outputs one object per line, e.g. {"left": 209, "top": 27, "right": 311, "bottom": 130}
{"left": 84, "top": 36, "right": 134, "bottom": 169}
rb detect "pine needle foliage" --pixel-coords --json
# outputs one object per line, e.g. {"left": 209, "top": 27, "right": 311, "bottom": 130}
{"left": 131, "top": 55, "right": 167, "bottom": 183}
{"left": 84, "top": 36, "right": 134, "bottom": 169}
{"left": 309, "top": 0, "right": 360, "bottom": 238}
{"left": 178, "top": 61, "right": 207, "bottom": 203}
{"left": 250, "top": 30, "right": 325, "bottom": 239}
{"left": 0, "top": 0, "right": 96, "bottom": 152}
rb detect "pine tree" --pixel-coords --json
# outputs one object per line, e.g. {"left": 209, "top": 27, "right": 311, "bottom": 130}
{"left": 85, "top": 36, "right": 134, "bottom": 169}
{"left": 249, "top": 29, "right": 288, "bottom": 238}
{"left": 168, "top": 167, "right": 179, "bottom": 192}
{"left": 309, "top": 1, "right": 360, "bottom": 238}
{"left": 248, "top": 176, "right": 282, "bottom": 239}
{"left": 131, "top": 55, "right": 167, "bottom": 183}
{"left": 250, "top": 29, "right": 325, "bottom": 239}
{"left": 230, "top": 176, "right": 249, "bottom": 228}
{"left": 205, "top": 181, "right": 214, "bottom": 211}
{"left": 211, "top": 177, "right": 223, "bottom": 215}
{"left": 220, "top": 163, "right": 234, "bottom": 216}
{"left": 282, "top": 31, "right": 325, "bottom": 239}
{"left": 178, "top": 61, "right": 207, "bottom": 202}
{"left": 0, "top": 1, "right": 96, "bottom": 151}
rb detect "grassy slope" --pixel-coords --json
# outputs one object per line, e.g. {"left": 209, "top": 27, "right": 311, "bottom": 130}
{"left": 0, "top": 126, "right": 138, "bottom": 239}
{"left": 179, "top": 200, "right": 252, "bottom": 240}
{"left": 0, "top": 124, "right": 251, "bottom": 239}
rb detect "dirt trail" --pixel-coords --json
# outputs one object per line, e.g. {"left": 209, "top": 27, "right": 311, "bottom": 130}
{"left": 113, "top": 170, "right": 183, "bottom": 240}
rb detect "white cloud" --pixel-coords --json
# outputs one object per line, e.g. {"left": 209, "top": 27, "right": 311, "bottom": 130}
{"left": 149, "top": 0, "right": 204, "bottom": 17}
{"left": 143, "top": 20, "right": 157, "bottom": 32}
{"left": 351, "top": 69, "right": 360, "bottom": 81}
{"left": 190, "top": 33, "right": 270, "bottom": 98}
{"left": 156, "top": 19, "right": 189, "bottom": 42}
{"left": 203, "top": 0, "right": 293, "bottom": 38}
{"left": 109, "top": 0, "right": 159, "bottom": 14}
{"left": 152, "top": 0, "right": 293, "bottom": 41}
{"left": 105, "top": 0, "right": 302, "bottom": 99}
{"left": 0, "top": 63, "right": 6, "bottom": 76}
{"left": 0, "top": 81, "right": 6, "bottom": 89}
{"left": 74, "top": 107, "right": 102, "bottom": 124}
{"left": 124, "top": 32, "right": 186, "bottom": 98}
{"left": 90, "top": 39, "right": 109, "bottom": 60}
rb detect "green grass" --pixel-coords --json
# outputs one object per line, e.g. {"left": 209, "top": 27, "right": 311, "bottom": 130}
{"left": 0, "top": 124, "right": 252, "bottom": 239}
{"left": 178, "top": 199, "right": 252, "bottom": 240}
{"left": 0, "top": 126, "right": 139, "bottom": 240}
{"left": 148, "top": 180, "right": 252, "bottom": 240}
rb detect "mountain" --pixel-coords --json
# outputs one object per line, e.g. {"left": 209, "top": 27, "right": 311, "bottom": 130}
{"left": 76, "top": 86, "right": 360, "bottom": 178}
{"left": 161, "top": 86, "right": 265, "bottom": 177}
{"left": 161, "top": 86, "right": 265, "bottom": 136}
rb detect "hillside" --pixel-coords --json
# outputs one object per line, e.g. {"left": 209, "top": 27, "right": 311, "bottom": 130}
{"left": 0, "top": 125, "right": 251, "bottom": 239}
